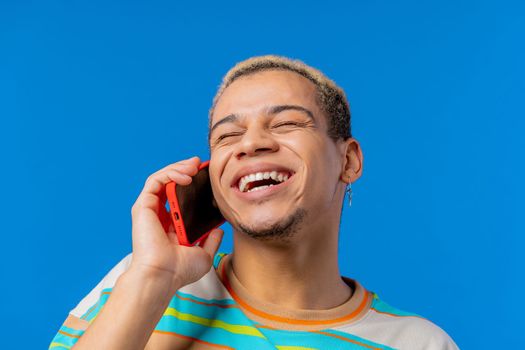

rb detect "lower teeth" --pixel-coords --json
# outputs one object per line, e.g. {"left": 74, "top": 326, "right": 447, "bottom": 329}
{"left": 247, "top": 184, "right": 274, "bottom": 193}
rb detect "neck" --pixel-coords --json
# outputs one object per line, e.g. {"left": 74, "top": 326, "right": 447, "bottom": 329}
{"left": 230, "top": 220, "right": 352, "bottom": 310}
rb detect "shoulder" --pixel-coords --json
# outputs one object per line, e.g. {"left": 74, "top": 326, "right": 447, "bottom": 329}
{"left": 68, "top": 251, "right": 229, "bottom": 325}
{"left": 355, "top": 292, "right": 460, "bottom": 349}
{"left": 369, "top": 293, "right": 459, "bottom": 349}
{"left": 69, "top": 253, "right": 133, "bottom": 320}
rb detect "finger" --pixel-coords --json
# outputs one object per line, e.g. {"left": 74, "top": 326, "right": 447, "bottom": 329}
{"left": 142, "top": 164, "right": 198, "bottom": 208}
{"left": 202, "top": 229, "right": 224, "bottom": 258}
{"left": 198, "top": 232, "right": 212, "bottom": 247}
{"left": 180, "top": 156, "right": 200, "bottom": 166}
{"left": 165, "top": 156, "right": 200, "bottom": 172}
{"left": 149, "top": 156, "right": 201, "bottom": 181}
{"left": 167, "top": 230, "right": 180, "bottom": 245}
{"left": 141, "top": 170, "right": 192, "bottom": 197}
{"left": 159, "top": 203, "right": 172, "bottom": 232}
{"left": 158, "top": 162, "right": 200, "bottom": 177}
{"left": 133, "top": 171, "right": 191, "bottom": 216}
{"left": 145, "top": 156, "right": 201, "bottom": 190}
{"left": 164, "top": 156, "right": 200, "bottom": 167}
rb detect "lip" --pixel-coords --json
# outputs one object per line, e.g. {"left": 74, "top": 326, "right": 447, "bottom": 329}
{"left": 230, "top": 162, "right": 296, "bottom": 189}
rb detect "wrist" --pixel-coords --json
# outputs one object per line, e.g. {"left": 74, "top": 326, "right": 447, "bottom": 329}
{"left": 122, "top": 264, "right": 183, "bottom": 300}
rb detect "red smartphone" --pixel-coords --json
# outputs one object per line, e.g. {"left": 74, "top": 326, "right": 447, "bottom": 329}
{"left": 165, "top": 160, "right": 226, "bottom": 246}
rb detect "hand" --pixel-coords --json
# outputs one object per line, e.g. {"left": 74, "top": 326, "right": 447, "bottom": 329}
{"left": 129, "top": 156, "right": 224, "bottom": 294}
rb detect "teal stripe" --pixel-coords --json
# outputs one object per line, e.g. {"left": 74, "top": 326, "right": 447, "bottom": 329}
{"left": 213, "top": 251, "right": 227, "bottom": 269}
{"left": 175, "top": 289, "right": 235, "bottom": 306}
{"left": 159, "top": 286, "right": 277, "bottom": 349}
{"left": 77, "top": 286, "right": 238, "bottom": 326}
{"left": 155, "top": 316, "right": 278, "bottom": 350}
{"left": 256, "top": 327, "right": 395, "bottom": 349}
{"left": 370, "top": 293, "right": 422, "bottom": 318}
{"left": 168, "top": 292, "right": 253, "bottom": 326}
{"left": 48, "top": 325, "right": 84, "bottom": 349}
{"left": 80, "top": 287, "right": 113, "bottom": 321}
{"left": 77, "top": 284, "right": 236, "bottom": 323}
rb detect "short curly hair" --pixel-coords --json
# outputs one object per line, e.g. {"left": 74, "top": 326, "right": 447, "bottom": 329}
{"left": 208, "top": 55, "right": 352, "bottom": 141}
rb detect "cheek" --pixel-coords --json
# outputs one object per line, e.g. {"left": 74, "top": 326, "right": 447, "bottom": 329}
{"left": 209, "top": 150, "right": 233, "bottom": 198}
{"left": 281, "top": 135, "right": 341, "bottom": 189}
{"left": 279, "top": 133, "right": 327, "bottom": 167}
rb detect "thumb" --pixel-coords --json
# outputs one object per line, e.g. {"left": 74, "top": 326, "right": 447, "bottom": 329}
{"left": 202, "top": 228, "right": 224, "bottom": 258}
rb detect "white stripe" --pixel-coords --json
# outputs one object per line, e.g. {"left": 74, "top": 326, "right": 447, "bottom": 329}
{"left": 332, "top": 309, "right": 460, "bottom": 349}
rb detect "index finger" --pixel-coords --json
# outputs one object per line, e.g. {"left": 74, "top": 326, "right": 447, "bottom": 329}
{"left": 142, "top": 156, "right": 201, "bottom": 195}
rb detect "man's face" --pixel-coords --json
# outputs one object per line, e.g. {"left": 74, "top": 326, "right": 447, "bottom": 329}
{"left": 208, "top": 70, "right": 347, "bottom": 241}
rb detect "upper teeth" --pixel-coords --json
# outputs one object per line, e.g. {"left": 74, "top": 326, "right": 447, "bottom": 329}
{"left": 238, "top": 171, "right": 290, "bottom": 193}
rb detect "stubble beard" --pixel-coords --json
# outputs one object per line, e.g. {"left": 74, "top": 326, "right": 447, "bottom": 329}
{"left": 237, "top": 207, "right": 307, "bottom": 243}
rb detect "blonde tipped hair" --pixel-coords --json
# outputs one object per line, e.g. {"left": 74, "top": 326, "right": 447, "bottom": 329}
{"left": 208, "top": 55, "right": 352, "bottom": 140}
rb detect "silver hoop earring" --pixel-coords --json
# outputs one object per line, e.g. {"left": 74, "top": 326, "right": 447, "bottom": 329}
{"left": 346, "top": 182, "right": 353, "bottom": 207}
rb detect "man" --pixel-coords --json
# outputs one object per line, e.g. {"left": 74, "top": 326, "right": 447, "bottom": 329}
{"left": 49, "top": 55, "right": 459, "bottom": 349}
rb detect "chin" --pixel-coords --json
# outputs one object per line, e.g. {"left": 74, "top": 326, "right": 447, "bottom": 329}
{"left": 235, "top": 208, "right": 307, "bottom": 243}
{"left": 234, "top": 208, "right": 288, "bottom": 229}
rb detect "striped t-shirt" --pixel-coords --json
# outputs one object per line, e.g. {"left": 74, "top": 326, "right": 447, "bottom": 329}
{"left": 49, "top": 252, "right": 459, "bottom": 349}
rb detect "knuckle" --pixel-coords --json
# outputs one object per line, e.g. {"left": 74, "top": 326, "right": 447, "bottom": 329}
{"left": 142, "top": 195, "right": 157, "bottom": 208}
{"left": 131, "top": 203, "right": 138, "bottom": 216}
{"left": 131, "top": 200, "right": 147, "bottom": 215}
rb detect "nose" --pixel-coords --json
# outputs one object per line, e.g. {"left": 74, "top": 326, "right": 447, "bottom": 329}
{"left": 234, "top": 124, "right": 279, "bottom": 159}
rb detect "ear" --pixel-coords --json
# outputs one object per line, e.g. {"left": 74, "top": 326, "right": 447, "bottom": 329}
{"left": 338, "top": 137, "right": 364, "bottom": 184}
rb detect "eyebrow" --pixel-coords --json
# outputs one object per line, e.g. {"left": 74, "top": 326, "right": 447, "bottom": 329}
{"left": 209, "top": 104, "right": 315, "bottom": 137}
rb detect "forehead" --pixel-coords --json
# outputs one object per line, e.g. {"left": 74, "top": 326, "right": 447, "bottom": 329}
{"left": 211, "top": 70, "right": 320, "bottom": 124}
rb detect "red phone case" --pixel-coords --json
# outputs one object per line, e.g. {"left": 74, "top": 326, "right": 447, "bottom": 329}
{"left": 165, "top": 160, "right": 224, "bottom": 246}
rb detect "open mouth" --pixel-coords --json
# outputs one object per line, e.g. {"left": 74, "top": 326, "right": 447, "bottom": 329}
{"left": 236, "top": 170, "right": 294, "bottom": 193}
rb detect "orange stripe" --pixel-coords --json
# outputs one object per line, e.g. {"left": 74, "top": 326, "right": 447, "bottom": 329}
{"left": 371, "top": 307, "right": 426, "bottom": 320}
{"left": 57, "top": 330, "right": 81, "bottom": 339}
{"left": 312, "top": 330, "right": 382, "bottom": 350}
{"left": 220, "top": 257, "right": 370, "bottom": 325}
{"left": 153, "top": 329, "right": 235, "bottom": 349}
{"left": 254, "top": 324, "right": 279, "bottom": 330}
{"left": 174, "top": 293, "right": 239, "bottom": 309}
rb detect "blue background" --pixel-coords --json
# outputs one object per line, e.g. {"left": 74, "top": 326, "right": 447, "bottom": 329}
{"left": 1, "top": 1, "right": 523, "bottom": 348}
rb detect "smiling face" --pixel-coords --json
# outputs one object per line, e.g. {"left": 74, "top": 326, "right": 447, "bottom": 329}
{"left": 208, "top": 69, "right": 352, "bottom": 243}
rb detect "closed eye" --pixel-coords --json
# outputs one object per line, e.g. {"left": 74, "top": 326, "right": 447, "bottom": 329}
{"left": 216, "top": 132, "right": 243, "bottom": 141}
{"left": 272, "top": 121, "right": 307, "bottom": 128}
